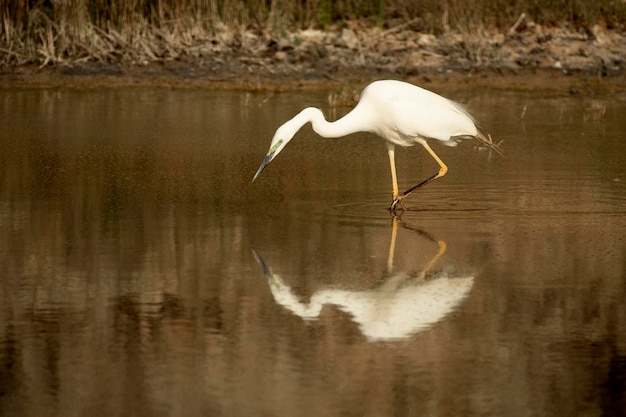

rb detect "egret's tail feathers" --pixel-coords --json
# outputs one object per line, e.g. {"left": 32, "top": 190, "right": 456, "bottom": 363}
{"left": 475, "top": 130, "right": 504, "bottom": 155}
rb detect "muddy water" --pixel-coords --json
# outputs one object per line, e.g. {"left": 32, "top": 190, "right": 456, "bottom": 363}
{"left": 0, "top": 86, "right": 624, "bottom": 417}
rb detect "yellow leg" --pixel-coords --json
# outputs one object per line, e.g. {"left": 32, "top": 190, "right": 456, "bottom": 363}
{"left": 386, "top": 144, "right": 399, "bottom": 200}
{"left": 423, "top": 142, "right": 448, "bottom": 179}
{"left": 398, "top": 142, "right": 448, "bottom": 202}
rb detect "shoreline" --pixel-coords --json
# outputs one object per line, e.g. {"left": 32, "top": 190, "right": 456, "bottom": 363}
{"left": 2, "top": 24, "right": 625, "bottom": 94}
{"left": 2, "top": 64, "right": 624, "bottom": 95}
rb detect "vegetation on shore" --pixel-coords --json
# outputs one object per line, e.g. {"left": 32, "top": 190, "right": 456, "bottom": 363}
{"left": 1, "top": 0, "right": 625, "bottom": 69}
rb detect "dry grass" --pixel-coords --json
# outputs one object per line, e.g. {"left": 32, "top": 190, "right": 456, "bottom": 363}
{"left": 1, "top": 0, "right": 625, "bottom": 67}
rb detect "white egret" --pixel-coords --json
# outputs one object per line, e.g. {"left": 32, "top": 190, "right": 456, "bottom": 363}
{"left": 252, "top": 80, "right": 500, "bottom": 211}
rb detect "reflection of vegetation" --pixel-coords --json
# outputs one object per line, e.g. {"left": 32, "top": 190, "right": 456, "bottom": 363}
{"left": 1, "top": 0, "right": 625, "bottom": 65}
{"left": 0, "top": 90, "right": 624, "bottom": 417}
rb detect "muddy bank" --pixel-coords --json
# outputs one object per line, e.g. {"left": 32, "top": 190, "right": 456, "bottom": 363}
{"left": 2, "top": 22, "right": 625, "bottom": 93}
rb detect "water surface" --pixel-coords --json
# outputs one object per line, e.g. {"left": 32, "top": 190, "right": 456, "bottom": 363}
{"left": 0, "top": 86, "right": 625, "bottom": 417}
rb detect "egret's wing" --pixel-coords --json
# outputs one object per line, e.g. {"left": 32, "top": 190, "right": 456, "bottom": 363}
{"left": 389, "top": 97, "right": 477, "bottom": 142}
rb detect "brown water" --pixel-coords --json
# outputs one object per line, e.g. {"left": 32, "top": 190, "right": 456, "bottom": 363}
{"left": 0, "top": 87, "right": 625, "bottom": 417}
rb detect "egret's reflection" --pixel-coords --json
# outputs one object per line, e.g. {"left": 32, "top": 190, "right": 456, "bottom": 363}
{"left": 254, "top": 218, "right": 474, "bottom": 341}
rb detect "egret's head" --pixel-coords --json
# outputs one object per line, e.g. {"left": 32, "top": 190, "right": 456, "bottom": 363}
{"left": 252, "top": 122, "right": 299, "bottom": 182}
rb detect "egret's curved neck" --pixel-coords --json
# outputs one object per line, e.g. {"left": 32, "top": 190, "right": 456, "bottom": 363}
{"left": 294, "top": 107, "right": 370, "bottom": 138}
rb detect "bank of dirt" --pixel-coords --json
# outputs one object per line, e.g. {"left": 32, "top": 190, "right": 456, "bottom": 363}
{"left": 1, "top": 22, "right": 625, "bottom": 94}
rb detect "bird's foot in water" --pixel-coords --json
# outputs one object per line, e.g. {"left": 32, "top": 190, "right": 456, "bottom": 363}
{"left": 388, "top": 197, "right": 406, "bottom": 212}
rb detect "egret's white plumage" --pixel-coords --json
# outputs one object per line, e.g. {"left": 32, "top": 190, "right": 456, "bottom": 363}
{"left": 253, "top": 80, "right": 498, "bottom": 211}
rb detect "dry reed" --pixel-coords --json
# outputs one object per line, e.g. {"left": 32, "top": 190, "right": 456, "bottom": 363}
{"left": 1, "top": 0, "right": 625, "bottom": 67}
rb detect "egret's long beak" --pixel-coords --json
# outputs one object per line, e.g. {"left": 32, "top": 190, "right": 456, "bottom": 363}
{"left": 252, "top": 152, "right": 274, "bottom": 182}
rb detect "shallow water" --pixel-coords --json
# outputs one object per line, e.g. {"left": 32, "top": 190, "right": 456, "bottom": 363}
{"left": 0, "top": 86, "right": 625, "bottom": 417}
